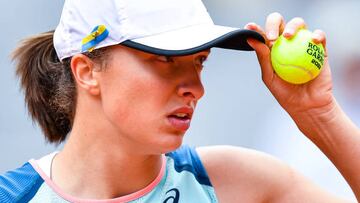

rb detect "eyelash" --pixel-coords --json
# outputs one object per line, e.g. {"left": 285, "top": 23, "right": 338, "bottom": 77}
{"left": 157, "top": 56, "right": 174, "bottom": 63}
{"left": 157, "top": 55, "right": 208, "bottom": 66}
{"left": 198, "top": 56, "right": 208, "bottom": 64}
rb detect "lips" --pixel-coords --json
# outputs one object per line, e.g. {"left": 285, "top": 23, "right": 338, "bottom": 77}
{"left": 167, "top": 106, "right": 194, "bottom": 131}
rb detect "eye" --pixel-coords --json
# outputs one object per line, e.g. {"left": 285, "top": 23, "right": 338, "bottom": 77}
{"left": 195, "top": 56, "right": 208, "bottom": 68}
{"left": 199, "top": 56, "right": 208, "bottom": 64}
{"left": 157, "top": 55, "right": 174, "bottom": 63}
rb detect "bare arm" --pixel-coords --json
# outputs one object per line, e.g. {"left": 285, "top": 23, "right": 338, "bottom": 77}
{"left": 197, "top": 146, "right": 354, "bottom": 203}
{"left": 292, "top": 100, "right": 360, "bottom": 201}
{"left": 243, "top": 12, "right": 360, "bottom": 201}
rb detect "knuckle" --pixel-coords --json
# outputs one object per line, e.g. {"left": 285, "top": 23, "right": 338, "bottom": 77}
{"left": 262, "top": 75, "right": 269, "bottom": 83}
{"left": 262, "top": 75, "right": 266, "bottom": 82}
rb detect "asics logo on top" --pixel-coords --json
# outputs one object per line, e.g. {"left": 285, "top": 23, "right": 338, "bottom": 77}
{"left": 163, "top": 188, "right": 180, "bottom": 203}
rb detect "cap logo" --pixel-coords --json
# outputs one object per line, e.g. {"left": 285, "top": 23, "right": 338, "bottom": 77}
{"left": 81, "top": 25, "right": 109, "bottom": 52}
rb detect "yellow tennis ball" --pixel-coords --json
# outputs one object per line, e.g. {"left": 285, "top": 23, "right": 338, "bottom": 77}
{"left": 271, "top": 29, "right": 325, "bottom": 84}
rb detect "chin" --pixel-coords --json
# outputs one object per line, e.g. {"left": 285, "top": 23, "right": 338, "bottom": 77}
{"left": 157, "top": 131, "right": 185, "bottom": 153}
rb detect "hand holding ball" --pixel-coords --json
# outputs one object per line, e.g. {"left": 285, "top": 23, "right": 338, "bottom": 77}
{"left": 271, "top": 29, "right": 325, "bottom": 84}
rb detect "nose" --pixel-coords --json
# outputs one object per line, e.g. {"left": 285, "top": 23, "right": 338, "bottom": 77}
{"left": 176, "top": 62, "right": 205, "bottom": 101}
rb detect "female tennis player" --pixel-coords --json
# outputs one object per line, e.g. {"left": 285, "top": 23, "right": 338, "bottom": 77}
{"left": 1, "top": 0, "right": 359, "bottom": 202}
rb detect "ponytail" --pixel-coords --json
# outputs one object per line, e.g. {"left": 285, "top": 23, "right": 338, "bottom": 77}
{"left": 12, "top": 31, "right": 76, "bottom": 143}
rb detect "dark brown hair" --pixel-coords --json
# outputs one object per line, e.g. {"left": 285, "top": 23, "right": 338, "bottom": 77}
{"left": 12, "top": 31, "right": 108, "bottom": 144}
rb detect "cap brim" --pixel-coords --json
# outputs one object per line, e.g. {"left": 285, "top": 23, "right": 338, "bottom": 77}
{"left": 121, "top": 24, "right": 265, "bottom": 56}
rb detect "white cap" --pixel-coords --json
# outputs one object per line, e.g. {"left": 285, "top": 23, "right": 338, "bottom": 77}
{"left": 54, "top": 0, "right": 264, "bottom": 60}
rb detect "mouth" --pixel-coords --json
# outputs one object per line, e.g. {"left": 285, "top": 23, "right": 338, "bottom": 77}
{"left": 167, "top": 107, "right": 193, "bottom": 131}
{"left": 168, "top": 113, "right": 191, "bottom": 120}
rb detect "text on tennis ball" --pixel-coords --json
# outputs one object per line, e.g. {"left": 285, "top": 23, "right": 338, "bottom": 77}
{"left": 307, "top": 42, "right": 324, "bottom": 69}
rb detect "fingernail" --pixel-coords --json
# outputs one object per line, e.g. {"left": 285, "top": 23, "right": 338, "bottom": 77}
{"left": 283, "top": 28, "right": 294, "bottom": 36}
{"left": 246, "top": 23, "right": 257, "bottom": 30}
{"left": 245, "top": 24, "right": 253, "bottom": 30}
{"left": 267, "top": 30, "right": 277, "bottom": 40}
{"left": 312, "top": 33, "right": 321, "bottom": 41}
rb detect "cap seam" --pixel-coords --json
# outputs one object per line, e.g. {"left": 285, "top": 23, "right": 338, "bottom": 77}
{"left": 64, "top": 1, "right": 73, "bottom": 59}
{"left": 113, "top": 0, "right": 129, "bottom": 41}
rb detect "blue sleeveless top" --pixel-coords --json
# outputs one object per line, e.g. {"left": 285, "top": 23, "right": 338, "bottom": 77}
{"left": 0, "top": 145, "right": 218, "bottom": 203}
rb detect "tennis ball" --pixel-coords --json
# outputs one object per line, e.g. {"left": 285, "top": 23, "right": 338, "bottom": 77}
{"left": 271, "top": 29, "right": 325, "bottom": 84}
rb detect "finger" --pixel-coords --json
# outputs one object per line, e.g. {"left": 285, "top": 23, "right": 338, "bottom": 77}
{"left": 283, "top": 17, "right": 307, "bottom": 39}
{"left": 247, "top": 38, "right": 274, "bottom": 86}
{"left": 312, "top": 29, "right": 328, "bottom": 56}
{"left": 265, "top": 12, "right": 286, "bottom": 41}
{"left": 244, "top": 22, "right": 265, "bottom": 35}
{"left": 244, "top": 22, "right": 270, "bottom": 46}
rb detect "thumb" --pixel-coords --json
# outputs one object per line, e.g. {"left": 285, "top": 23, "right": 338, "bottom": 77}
{"left": 247, "top": 38, "right": 275, "bottom": 86}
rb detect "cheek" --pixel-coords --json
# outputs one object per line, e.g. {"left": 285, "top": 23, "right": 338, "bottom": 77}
{"left": 99, "top": 67, "right": 173, "bottom": 135}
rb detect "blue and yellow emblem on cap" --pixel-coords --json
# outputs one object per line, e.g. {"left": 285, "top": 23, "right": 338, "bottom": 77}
{"left": 82, "top": 25, "right": 109, "bottom": 52}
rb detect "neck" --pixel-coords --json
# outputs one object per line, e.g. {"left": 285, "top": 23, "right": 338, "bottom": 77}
{"left": 51, "top": 96, "right": 163, "bottom": 200}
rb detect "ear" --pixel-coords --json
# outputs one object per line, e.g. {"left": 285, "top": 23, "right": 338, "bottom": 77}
{"left": 70, "top": 54, "right": 100, "bottom": 96}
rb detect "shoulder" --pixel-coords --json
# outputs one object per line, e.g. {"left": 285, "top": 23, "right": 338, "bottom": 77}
{"left": 165, "top": 145, "right": 218, "bottom": 202}
{"left": 0, "top": 162, "right": 44, "bottom": 203}
{"left": 196, "top": 145, "right": 354, "bottom": 203}
{"left": 196, "top": 145, "right": 295, "bottom": 202}
{"left": 166, "top": 145, "right": 212, "bottom": 187}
